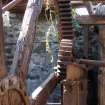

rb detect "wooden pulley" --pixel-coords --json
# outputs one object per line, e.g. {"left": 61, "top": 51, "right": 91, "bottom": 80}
{"left": 67, "top": 63, "right": 87, "bottom": 81}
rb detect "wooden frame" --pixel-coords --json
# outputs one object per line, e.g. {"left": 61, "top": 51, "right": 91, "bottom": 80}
{"left": 32, "top": 72, "right": 59, "bottom": 105}
{"left": 2, "top": 0, "right": 23, "bottom": 12}
{"left": 0, "top": 1, "right": 7, "bottom": 78}
{"left": 11, "top": 0, "right": 43, "bottom": 81}
{"left": 76, "top": 15, "right": 105, "bottom": 25}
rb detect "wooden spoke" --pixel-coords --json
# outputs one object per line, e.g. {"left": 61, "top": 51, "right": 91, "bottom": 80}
{"left": 11, "top": 0, "right": 43, "bottom": 81}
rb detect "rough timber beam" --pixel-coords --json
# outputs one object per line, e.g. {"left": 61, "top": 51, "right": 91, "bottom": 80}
{"left": 76, "top": 15, "right": 105, "bottom": 25}
{"left": 77, "top": 59, "right": 105, "bottom": 67}
{"left": 3, "top": 0, "right": 105, "bottom": 12}
{"left": 2, "top": 0, "right": 85, "bottom": 12}
{"left": 11, "top": 0, "right": 43, "bottom": 81}
{"left": 2, "top": 0, "right": 23, "bottom": 12}
{"left": 63, "top": 67, "right": 87, "bottom": 105}
{"left": 98, "top": 20, "right": 105, "bottom": 105}
{"left": 32, "top": 72, "right": 59, "bottom": 105}
{"left": 71, "top": 1, "right": 84, "bottom": 8}
{"left": 0, "top": 1, "right": 7, "bottom": 78}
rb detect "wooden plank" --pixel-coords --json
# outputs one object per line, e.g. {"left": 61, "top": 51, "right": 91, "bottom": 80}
{"left": 76, "top": 15, "right": 105, "bottom": 25}
{"left": 2, "top": 0, "right": 105, "bottom": 13}
{"left": 2, "top": 0, "right": 85, "bottom": 12}
{"left": 11, "top": 0, "right": 43, "bottom": 81}
{"left": 77, "top": 59, "right": 105, "bottom": 67}
{"left": 2, "top": 0, "right": 23, "bottom": 12}
{"left": 32, "top": 72, "right": 59, "bottom": 105}
{"left": 0, "top": 1, "right": 7, "bottom": 78}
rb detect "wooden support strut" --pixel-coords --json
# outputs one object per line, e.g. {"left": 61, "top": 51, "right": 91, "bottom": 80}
{"left": 11, "top": 0, "right": 43, "bottom": 81}
{"left": 32, "top": 72, "right": 59, "bottom": 105}
{"left": 63, "top": 63, "right": 87, "bottom": 105}
{"left": 0, "top": 1, "right": 7, "bottom": 78}
{"left": 2, "top": 0, "right": 23, "bottom": 12}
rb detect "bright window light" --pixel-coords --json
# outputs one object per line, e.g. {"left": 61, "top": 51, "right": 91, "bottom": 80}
{"left": 76, "top": 8, "right": 89, "bottom": 16}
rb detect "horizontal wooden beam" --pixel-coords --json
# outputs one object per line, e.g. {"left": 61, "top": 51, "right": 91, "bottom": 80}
{"left": 2, "top": 0, "right": 105, "bottom": 11}
{"left": 3, "top": 0, "right": 105, "bottom": 12}
{"left": 2, "top": 0, "right": 85, "bottom": 12}
{"left": 76, "top": 15, "right": 105, "bottom": 25}
{"left": 32, "top": 72, "right": 59, "bottom": 105}
{"left": 77, "top": 59, "right": 105, "bottom": 67}
{"left": 71, "top": 1, "right": 85, "bottom": 8}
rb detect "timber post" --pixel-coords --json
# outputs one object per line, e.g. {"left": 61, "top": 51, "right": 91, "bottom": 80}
{"left": 98, "top": 25, "right": 105, "bottom": 105}
{"left": 0, "top": 1, "right": 7, "bottom": 78}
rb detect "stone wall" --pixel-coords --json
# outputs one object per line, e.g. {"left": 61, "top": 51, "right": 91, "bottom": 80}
{"left": 3, "top": 12, "right": 60, "bottom": 102}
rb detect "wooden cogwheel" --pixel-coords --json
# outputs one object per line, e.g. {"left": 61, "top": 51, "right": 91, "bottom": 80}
{"left": 0, "top": 76, "right": 30, "bottom": 105}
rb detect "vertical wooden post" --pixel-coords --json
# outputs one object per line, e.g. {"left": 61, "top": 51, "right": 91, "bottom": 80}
{"left": 63, "top": 64, "right": 87, "bottom": 105}
{"left": 83, "top": 25, "right": 98, "bottom": 105}
{"left": 63, "top": 26, "right": 88, "bottom": 105}
{"left": 0, "top": 1, "right": 7, "bottom": 78}
{"left": 11, "top": 0, "right": 43, "bottom": 81}
{"left": 98, "top": 26, "right": 105, "bottom": 105}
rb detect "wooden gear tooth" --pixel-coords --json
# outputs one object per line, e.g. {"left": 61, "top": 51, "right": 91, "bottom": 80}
{"left": 54, "top": 0, "right": 74, "bottom": 79}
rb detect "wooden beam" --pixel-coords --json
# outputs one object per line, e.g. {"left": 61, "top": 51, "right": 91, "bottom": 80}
{"left": 2, "top": 0, "right": 23, "bottom": 12}
{"left": 98, "top": 24, "right": 105, "bottom": 105}
{"left": 63, "top": 79, "right": 87, "bottom": 105}
{"left": 2, "top": 0, "right": 105, "bottom": 12}
{"left": 32, "top": 72, "right": 59, "bottom": 105}
{"left": 77, "top": 59, "right": 105, "bottom": 67}
{"left": 71, "top": 1, "right": 85, "bottom": 8}
{"left": 76, "top": 15, "right": 105, "bottom": 25}
{"left": 0, "top": 1, "right": 7, "bottom": 78}
{"left": 2, "top": 0, "right": 85, "bottom": 12}
{"left": 63, "top": 63, "right": 87, "bottom": 105}
{"left": 11, "top": 0, "right": 43, "bottom": 81}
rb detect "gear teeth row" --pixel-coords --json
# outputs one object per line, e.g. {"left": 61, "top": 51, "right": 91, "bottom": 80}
{"left": 54, "top": 0, "right": 74, "bottom": 79}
